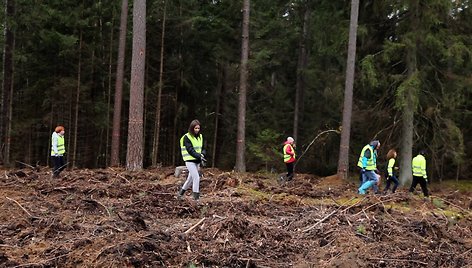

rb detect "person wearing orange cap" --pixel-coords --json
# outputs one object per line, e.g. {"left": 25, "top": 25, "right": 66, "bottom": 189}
{"left": 283, "top": 137, "right": 296, "bottom": 181}
{"left": 51, "top": 126, "right": 66, "bottom": 178}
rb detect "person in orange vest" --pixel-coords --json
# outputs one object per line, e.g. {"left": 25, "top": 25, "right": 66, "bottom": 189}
{"left": 283, "top": 137, "right": 296, "bottom": 181}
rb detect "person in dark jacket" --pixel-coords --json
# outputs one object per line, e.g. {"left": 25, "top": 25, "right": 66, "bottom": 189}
{"left": 177, "top": 119, "right": 206, "bottom": 201}
{"left": 409, "top": 150, "right": 429, "bottom": 198}
{"left": 383, "top": 149, "right": 399, "bottom": 194}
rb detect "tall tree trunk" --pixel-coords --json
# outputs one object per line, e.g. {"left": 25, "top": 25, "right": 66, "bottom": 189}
{"left": 152, "top": 0, "right": 167, "bottom": 167}
{"left": 235, "top": 0, "right": 250, "bottom": 173}
{"left": 106, "top": 12, "right": 115, "bottom": 166}
{"left": 111, "top": 0, "right": 128, "bottom": 167}
{"left": 212, "top": 63, "right": 226, "bottom": 168}
{"left": 337, "top": 0, "right": 359, "bottom": 180}
{"left": 399, "top": 0, "right": 419, "bottom": 185}
{"left": 126, "top": 0, "right": 146, "bottom": 171}
{"left": 1, "top": 0, "right": 15, "bottom": 166}
{"left": 72, "top": 30, "right": 83, "bottom": 169}
{"left": 293, "top": 5, "right": 310, "bottom": 142}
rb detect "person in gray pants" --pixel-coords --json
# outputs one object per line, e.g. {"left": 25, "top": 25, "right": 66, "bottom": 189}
{"left": 177, "top": 119, "right": 206, "bottom": 201}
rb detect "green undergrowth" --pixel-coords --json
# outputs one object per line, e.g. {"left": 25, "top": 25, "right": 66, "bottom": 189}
{"left": 237, "top": 184, "right": 469, "bottom": 223}
{"left": 435, "top": 180, "right": 472, "bottom": 193}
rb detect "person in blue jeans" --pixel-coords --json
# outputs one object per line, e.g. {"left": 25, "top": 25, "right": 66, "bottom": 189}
{"left": 383, "top": 149, "right": 399, "bottom": 194}
{"left": 357, "top": 140, "right": 381, "bottom": 194}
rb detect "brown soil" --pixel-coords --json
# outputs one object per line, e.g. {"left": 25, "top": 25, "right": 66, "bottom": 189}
{"left": 0, "top": 167, "right": 471, "bottom": 267}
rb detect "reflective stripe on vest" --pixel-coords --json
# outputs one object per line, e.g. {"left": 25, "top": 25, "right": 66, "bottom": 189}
{"left": 357, "top": 144, "right": 376, "bottom": 170}
{"left": 283, "top": 144, "right": 295, "bottom": 163}
{"left": 51, "top": 135, "right": 66, "bottom": 156}
{"left": 180, "top": 133, "right": 203, "bottom": 161}
{"left": 412, "top": 155, "right": 427, "bottom": 178}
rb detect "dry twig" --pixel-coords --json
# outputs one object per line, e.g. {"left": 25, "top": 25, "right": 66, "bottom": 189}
{"left": 12, "top": 253, "right": 71, "bottom": 268}
{"left": 184, "top": 217, "right": 206, "bottom": 234}
{"left": 368, "top": 257, "right": 427, "bottom": 265}
{"left": 5, "top": 197, "right": 34, "bottom": 217}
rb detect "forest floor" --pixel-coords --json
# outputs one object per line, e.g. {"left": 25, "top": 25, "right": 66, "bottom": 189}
{"left": 0, "top": 166, "right": 471, "bottom": 268}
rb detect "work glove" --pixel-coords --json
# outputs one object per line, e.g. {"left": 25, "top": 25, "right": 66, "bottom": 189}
{"left": 200, "top": 154, "right": 207, "bottom": 166}
{"left": 424, "top": 177, "right": 428, "bottom": 182}
{"left": 361, "top": 168, "right": 366, "bottom": 174}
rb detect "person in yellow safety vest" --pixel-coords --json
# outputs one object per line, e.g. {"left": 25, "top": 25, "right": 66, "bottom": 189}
{"left": 358, "top": 140, "right": 381, "bottom": 194}
{"left": 177, "top": 119, "right": 206, "bottom": 202}
{"left": 283, "top": 137, "right": 296, "bottom": 181}
{"left": 51, "top": 125, "right": 66, "bottom": 178}
{"left": 409, "top": 150, "right": 429, "bottom": 197}
{"left": 383, "top": 149, "right": 400, "bottom": 194}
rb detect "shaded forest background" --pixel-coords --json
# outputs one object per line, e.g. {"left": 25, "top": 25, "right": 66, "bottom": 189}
{"left": 0, "top": 0, "right": 471, "bottom": 181}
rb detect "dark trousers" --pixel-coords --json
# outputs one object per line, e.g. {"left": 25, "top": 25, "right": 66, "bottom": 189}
{"left": 52, "top": 156, "right": 66, "bottom": 177}
{"left": 384, "top": 175, "right": 399, "bottom": 193}
{"left": 286, "top": 162, "right": 294, "bottom": 180}
{"left": 409, "top": 176, "right": 429, "bottom": 197}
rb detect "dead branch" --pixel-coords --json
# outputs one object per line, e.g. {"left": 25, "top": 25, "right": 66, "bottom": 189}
{"left": 212, "top": 214, "right": 226, "bottom": 220}
{"left": 184, "top": 217, "right": 206, "bottom": 234}
{"left": 5, "top": 197, "right": 34, "bottom": 217}
{"left": 353, "top": 197, "right": 399, "bottom": 216}
{"left": 15, "top": 161, "right": 36, "bottom": 170}
{"left": 302, "top": 197, "right": 357, "bottom": 232}
{"left": 117, "top": 174, "right": 130, "bottom": 183}
{"left": 355, "top": 232, "right": 374, "bottom": 241}
{"left": 0, "top": 244, "right": 19, "bottom": 248}
{"left": 302, "top": 210, "right": 337, "bottom": 232}
{"left": 186, "top": 241, "right": 192, "bottom": 253}
{"left": 435, "top": 197, "right": 469, "bottom": 214}
{"left": 340, "top": 197, "right": 367, "bottom": 213}
{"left": 12, "top": 253, "right": 71, "bottom": 268}
{"left": 368, "top": 257, "right": 427, "bottom": 265}
{"left": 459, "top": 247, "right": 472, "bottom": 257}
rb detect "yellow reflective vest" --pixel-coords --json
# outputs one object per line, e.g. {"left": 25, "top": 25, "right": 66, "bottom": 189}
{"left": 387, "top": 158, "right": 395, "bottom": 176}
{"left": 180, "top": 133, "right": 203, "bottom": 161}
{"left": 357, "top": 144, "right": 377, "bottom": 170}
{"left": 283, "top": 144, "right": 296, "bottom": 163}
{"left": 51, "top": 133, "right": 66, "bottom": 156}
{"left": 412, "top": 154, "right": 427, "bottom": 178}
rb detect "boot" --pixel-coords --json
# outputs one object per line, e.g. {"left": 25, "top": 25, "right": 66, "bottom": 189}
{"left": 192, "top": 192, "right": 200, "bottom": 201}
{"left": 177, "top": 188, "right": 186, "bottom": 200}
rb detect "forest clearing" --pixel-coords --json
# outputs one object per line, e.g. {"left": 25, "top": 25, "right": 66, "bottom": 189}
{"left": 0, "top": 167, "right": 470, "bottom": 267}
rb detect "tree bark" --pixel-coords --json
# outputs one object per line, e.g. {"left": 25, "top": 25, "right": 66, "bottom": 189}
{"left": 72, "top": 30, "right": 83, "bottom": 168}
{"left": 293, "top": 4, "right": 310, "bottom": 143}
{"left": 110, "top": 0, "right": 128, "bottom": 167}
{"left": 398, "top": 0, "right": 419, "bottom": 185}
{"left": 106, "top": 11, "right": 115, "bottom": 166}
{"left": 212, "top": 63, "right": 227, "bottom": 168}
{"left": 235, "top": 0, "right": 250, "bottom": 173}
{"left": 126, "top": 0, "right": 146, "bottom": 171}
{"left": 337, "top": 0, "right": 359, "bottom": 180}
{"left": 1, "top": 0, "right": 15, "bottom": 165}
{"left": 152, "top": 0, "right": 167, "bottom": 167}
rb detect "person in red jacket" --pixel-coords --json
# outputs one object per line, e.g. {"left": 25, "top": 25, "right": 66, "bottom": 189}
{"left": 283, "top": 137, "right": 296, "bottom": 181}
